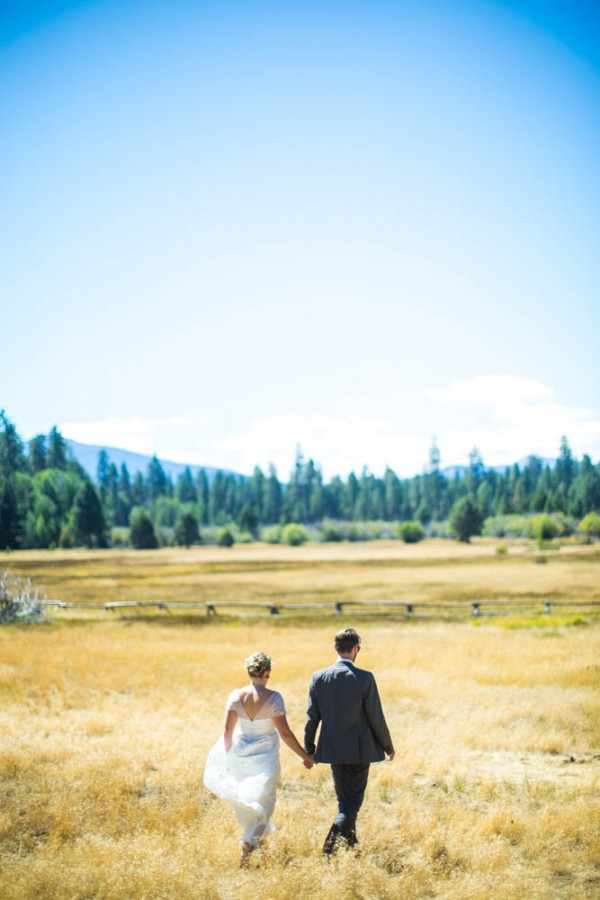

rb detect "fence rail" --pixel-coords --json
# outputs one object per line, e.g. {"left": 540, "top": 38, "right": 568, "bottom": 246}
{"left": 38, "top": 598, "right": 600, "bottom": 618}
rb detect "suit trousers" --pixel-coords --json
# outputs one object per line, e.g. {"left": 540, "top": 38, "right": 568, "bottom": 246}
{"left": 323, "top": 763, "right": 370, "bottom": 853}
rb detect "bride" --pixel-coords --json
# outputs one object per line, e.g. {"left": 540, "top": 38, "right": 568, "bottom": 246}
{"left": 204, "top": 651, "right": 314, "bottom": 864}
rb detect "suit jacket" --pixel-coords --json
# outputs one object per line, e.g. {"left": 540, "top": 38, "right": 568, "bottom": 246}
{"left": 304, "top": 659, "right": 394, "bottom": 764}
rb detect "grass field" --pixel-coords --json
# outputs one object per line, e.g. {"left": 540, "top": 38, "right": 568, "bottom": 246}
{"left": 4, "top": 538, "right": 600, "bottom": 613}
{"left": 1, "top": 541, "right": 599, "bottom": 898}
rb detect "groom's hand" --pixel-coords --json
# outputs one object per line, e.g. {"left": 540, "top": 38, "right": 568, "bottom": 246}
{"left": 303, "top": 754, "right": 315, "bottom": 769}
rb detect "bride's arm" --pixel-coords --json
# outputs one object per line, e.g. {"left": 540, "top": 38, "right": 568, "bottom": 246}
{"left": 223, "top": 710, "right": 237, "bottom": 753}
{"left": 273, "top": 715, "right": 314, "bottom": 767}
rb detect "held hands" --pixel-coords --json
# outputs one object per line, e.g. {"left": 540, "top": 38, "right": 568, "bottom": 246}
{"left": 386, "top": 751, "right": 395, "bottom": 761}
{"left": 302, "top": 753, "right": 315, "bottom": 769}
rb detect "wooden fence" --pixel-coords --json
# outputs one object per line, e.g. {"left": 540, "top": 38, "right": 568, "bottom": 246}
{"left": 38, "top": 598, "right": 600, "bottom": 618}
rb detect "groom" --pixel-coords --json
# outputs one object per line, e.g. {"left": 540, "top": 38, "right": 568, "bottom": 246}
{"left": 304, "top": 627, "right": 395, "bottom": 855}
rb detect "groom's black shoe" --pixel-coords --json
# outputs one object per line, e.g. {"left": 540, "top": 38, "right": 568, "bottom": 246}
{"left": 347, "top": 830, "right": 361, "bottom": 857}
{"left": 323, "top": 825, "right": 360, "bottom": 857}
{"left": 322, "top": 824, "right": 343, "bottom": 856}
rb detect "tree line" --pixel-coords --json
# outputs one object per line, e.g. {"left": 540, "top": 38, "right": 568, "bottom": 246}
{"left": 1, "top": 411, "right": 599, "bottom": 550}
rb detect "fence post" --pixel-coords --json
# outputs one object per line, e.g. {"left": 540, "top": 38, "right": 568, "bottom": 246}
{"left": 472, "top": 601, "right": 480, "bottom": 617}
{"left": 406, "top": 603, "right": 413, "bottom": 616}
{"left": 335, "top": 602, "right": 343, "bottom": 615}
{"left": 269, "top": 605, "right": 279, "bottom": 616}
{"left": 544, "top": 598, "right": 551, "bottom": 614}
{"left": 205, "top": 603, "right": 216, "bottom": 616}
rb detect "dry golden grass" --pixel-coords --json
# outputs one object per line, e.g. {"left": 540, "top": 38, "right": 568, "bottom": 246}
{"left": 1, "top": 542, "right": 599, "bottom": 898}
{"left": 4, "top": 539, "right": 600, "bottom": 612}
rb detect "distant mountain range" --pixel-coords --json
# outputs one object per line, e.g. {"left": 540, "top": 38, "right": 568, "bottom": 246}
{"left": 66, "top": 439, "right": 556, "bottom": 484}
{"left": 66, "top": 440, "right": 242, "bottom": 482}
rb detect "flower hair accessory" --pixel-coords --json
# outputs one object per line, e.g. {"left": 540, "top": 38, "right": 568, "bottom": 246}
{"left": 244, "top": 652, "right": 273, "bottom": 677}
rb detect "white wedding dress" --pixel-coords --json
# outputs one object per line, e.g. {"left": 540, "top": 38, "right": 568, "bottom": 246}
{"left": 203, "top": 689, "right": 285, "bottom": 847}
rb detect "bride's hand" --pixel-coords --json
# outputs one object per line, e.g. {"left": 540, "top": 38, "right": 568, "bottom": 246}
{"left": 302, "top": 754, "right": 315, "bottom": 769}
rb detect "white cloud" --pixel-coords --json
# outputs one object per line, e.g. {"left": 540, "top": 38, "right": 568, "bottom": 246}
{"left": 216, "top": 415, "right": 430, "bottom": 479}
{"left": 60, "top": 415, "right": 204, "bottom": 457}
{"left": 430, "top": 375, "right": 600, "bottom": 467}
{"left": 429, "top": 374, "right": 554, "bottom": 407}
{"left": 61, "top": 416, "right": 155, "bottom": 454}
{"left": 218, "top": 406, "right": 599, "bottom": 479}
{"left": 59, "top": 379, "right": 600, "bottom": 479}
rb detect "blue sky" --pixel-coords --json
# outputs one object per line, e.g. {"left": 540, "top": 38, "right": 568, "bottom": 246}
{"left": 2, "top": 0, "right": 599, "bottom": 478}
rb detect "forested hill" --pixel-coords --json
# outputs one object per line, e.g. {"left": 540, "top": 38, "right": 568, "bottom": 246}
{"left": 66, "top": 439, "right": 238, "bottom": 482}
{"left": 1, "top": 411, "right": 599, "bottom": 550}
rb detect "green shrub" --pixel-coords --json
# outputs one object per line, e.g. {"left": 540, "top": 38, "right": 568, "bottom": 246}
{"left": 110, "top": 527, "right": 129, "bottom": 548}
{"left": 578, "top": 511, "right": 600, "bottom": 538}
{"left": 552, "top": 513, "right": 576, "bottom": 536}
{"left": 261, "top": 525, "right": 282, "bottom": 544}
{"left": 368, "top": 521, "right": 384, "bottom": 539}
{"left": 483, "top": 515, "right": 530, "bottom": 538}
{"left": 347, "top": 524, "right": 360, "bottom": 542}
{"left": 319, "top": 519, "right": 344, "bottom": 542}
{"left": 529, "top": 514, "right": 560, "bottom": 546}
{"left": 396, "top": 520, "right": 425, "bottom": 543}
{"left": 129, "top": 507, "right": 158, "bottom": 550}
{"left": 174, "top": 511, "right": 200, "bottom": 547}
{"left": 281, "top": 523, "right": 310, "bottom": 546}
{"left": 449, "top": 497, "right": 483, "bottom": 543}
{"left": 238, "top": 505, "right": 259, "bottom": 537}
{"left": 216, "top": 527, "right": 235, "bottom": 547}
{"left": 347, "top": 523, "right": 372, "bottom": 542}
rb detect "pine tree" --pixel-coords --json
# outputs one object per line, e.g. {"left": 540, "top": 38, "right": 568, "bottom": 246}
{"left": 147, "top": 457, "right": 168, "bottom": 501}
{"left": 73, "top": 481, "right": 106, "bottom": 547}
{"left": 449, "top": 497, "right": 483, "bottom": 543}
{"left": 176, "top": 467, "right": 197, "bottom": 503}
{"left": 0, "top": 479, "right": 22, "bottom": 548}
{"left": 96, "top": 450, "right": 112, "bottom": 525}
{"left": 113, "top": 464, "right": 133, "bottom": 526}
{"left": 466, "top": 447, "right": 484, "bottom": 496}
{"left": 174, "top": 511, "right": 200, "bottom": 547}
{"left": 0, "top": 412, "right": 27, "bottom": 548}
{"left": 129, "top": 507, "right": 158, "bottom": 549}
{"left": 28, "top": 435, "right": 47, "bottom": 473}
{"left": 97, "top": 450, "right": 111, "bottom": 489}
{"left": 554, "top": 436, "right": 576, "bottom": 510}
{"left": 384, "top": 468, "right": 401, "bottom": 520}
{"left": 46, "top": 427, "right": 69, "bottom": 470}
{"left": 238, "top": 504, "right": 259, "bottom": 536}
{"left": 249, "top": 466, "right": 266, "bottom": 521}
{"left": 262, "top": 465, "right": 282, "bottom": 524}
{"left": 322, "top": 476, "right": 343, "bottom": 519}
{"left": 569, "top": 455, "right": 600, "bottom": 517}
{"left": 0, "top": 411, "right": 26, "bottom": 476}
{"left": 131, "top": 472, "right": 147, "bottom": 506}
{"left": 424, "top": 440, "right": 446, "bottom": 520}
{"left": 196, "top": 470, "right": 210, "bottom": 524}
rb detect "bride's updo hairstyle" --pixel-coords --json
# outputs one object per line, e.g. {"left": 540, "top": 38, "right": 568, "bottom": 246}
{"left": 245, "top": 651, "right": 272, "bottom": 678}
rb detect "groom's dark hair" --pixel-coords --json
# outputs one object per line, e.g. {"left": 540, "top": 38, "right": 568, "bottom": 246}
{"left": 334, "top": 628, "right": 361, "bottom": 654}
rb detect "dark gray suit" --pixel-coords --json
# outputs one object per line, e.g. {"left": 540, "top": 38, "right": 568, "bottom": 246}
{"left": 304, "top": 659, "right": 394, "bottom": 852}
